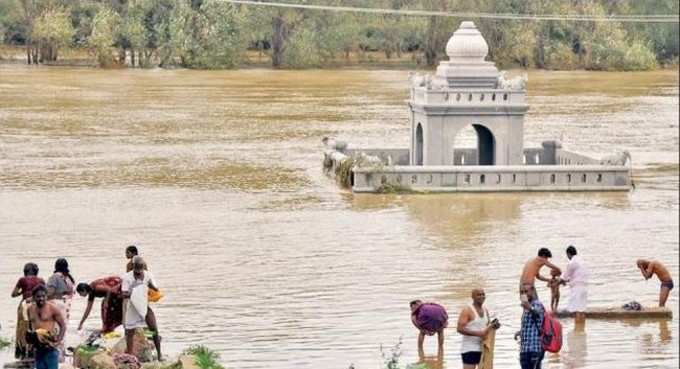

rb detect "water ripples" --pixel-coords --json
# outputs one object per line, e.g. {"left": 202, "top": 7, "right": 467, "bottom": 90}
{"left": 0, "top": 66, "right": 677, "bottom": 369}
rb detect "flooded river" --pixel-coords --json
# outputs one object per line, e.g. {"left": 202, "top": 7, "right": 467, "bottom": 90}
{"left": 0, "top": 66, "right": 677, "bottom": 369}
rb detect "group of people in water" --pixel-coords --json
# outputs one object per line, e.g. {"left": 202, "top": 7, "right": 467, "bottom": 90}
{"left": 9, "top": 245, "right": 162, "bottom": 369}
{"left": 409, "top": 245, "right": 674, "bottom": 369}
{"left": 6, "top": 243, "right": 674, "bottom": 369}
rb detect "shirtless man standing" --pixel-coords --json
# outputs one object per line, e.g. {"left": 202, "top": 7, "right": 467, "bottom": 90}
{"left": 28, "top": 284, "right": 66, "bottom": 369}
{"left": 520, "top": 248, "right": 561, "bottom": 292}
{"left": 637, "top": 259, "right": 674, "bottom": 307}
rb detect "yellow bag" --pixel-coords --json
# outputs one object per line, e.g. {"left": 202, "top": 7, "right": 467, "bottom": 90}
{"left": 148, "top": 289, "right": 164, "bottom": 303}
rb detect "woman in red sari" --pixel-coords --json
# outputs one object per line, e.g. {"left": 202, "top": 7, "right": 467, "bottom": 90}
{"left": 11, "top": 262, "right": 45, "bottom": 359}
{"left": 76, "top": 276, "right": 123, "bottom": 333}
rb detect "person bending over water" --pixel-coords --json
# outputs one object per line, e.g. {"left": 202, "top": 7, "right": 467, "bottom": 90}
{"left": 637, "top": 259, "right": 674, "bottom": 307}
{"left": 76, "top": 276, "right": 123, "bottom": 333}
{"left": 410, "top": 300, "right": 448, "bottom": 353}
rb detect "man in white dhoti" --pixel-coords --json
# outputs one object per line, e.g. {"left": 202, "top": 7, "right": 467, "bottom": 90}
{"left": 121, "top": 256, "right": 162, "bottom": 360}
{"left": 560, "top": 246, "right": 589, "bottom": 323}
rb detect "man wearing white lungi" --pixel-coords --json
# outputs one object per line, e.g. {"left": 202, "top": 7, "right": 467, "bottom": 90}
{"left": 121, "top": 256, "right": 162, "bottom": 360}
{"left": 560, "top": 246, "right": 589, "bottom": 323}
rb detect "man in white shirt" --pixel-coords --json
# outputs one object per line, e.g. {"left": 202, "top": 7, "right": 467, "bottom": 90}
{"left": 121, "top": 256, "right": 162, "bottom": 360}
{"left": 560, "top": 246, "right": 589, "bottom": 323}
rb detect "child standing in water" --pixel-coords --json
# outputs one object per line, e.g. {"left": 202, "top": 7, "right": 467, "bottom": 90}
{"left": 549, "top": 269, "right": 562, "bottom": 312}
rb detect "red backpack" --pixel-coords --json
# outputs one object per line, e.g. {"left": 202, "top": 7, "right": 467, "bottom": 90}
{"left": 540, "top": 310, "right": 563, "bottom": 353}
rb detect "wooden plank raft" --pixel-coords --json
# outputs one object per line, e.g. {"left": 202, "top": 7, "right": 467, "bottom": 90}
{"left": 555, "top": 307, "right": 672, "bottom": 319}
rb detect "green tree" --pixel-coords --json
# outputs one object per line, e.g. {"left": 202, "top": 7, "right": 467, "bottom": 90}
{"left": 89, "top": 7, "right": 120, "bottom": 67}
{"left": 420, "top": 0, "right": 453, "bottom": 66}
{"left": 181, "top": 0, "right": 245, "bottom": 68}
{"left": 120, "top": 1, "right": 147, "bottom": 67}
{"left": 283, "top": 25, "right": 322, "bottom": 68}
{"left": 32, "top": 6, "right": 75, "bottom": 62}
{"left": 625, "top": 0, "right": 679, "bottom": 64}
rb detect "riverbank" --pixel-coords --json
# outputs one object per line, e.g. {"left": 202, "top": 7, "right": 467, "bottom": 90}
{"left": 0, "top": 341, "right": 224, "bottom": 369}
{"left": 2, "top": 45, "right": 677, "bottom": 71}
{"left": 0, "top": 46, "right": 424, "bottom": 70}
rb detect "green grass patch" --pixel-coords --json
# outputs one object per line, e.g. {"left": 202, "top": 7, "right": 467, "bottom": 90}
{"left": 0, "top": 336, "right": 11, "bottom": 349}
{"left": 335, "top": 156, "right": 356, "bottom": 188}
{"left": 380, "top": 337, "right": 427, "bottom": 369}
{"left": 182, "top": 346, "right": 225, "bottom": 369}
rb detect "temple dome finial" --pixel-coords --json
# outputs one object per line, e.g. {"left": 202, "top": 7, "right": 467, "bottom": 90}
{"left": 445, "top": 21, "right": 489, "bottom": 62}
{"left": 434, "top": 21, "right": 499, "bottom": 88}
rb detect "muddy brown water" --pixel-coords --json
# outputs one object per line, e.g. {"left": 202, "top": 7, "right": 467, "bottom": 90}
{"left": 0, "top": 66, "right": 677, "bottom": 369}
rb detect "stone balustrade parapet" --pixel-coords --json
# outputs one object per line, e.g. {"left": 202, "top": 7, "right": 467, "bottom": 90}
{"left": 323, "top": 147, "right": 631, "bottom": 192}
{"left": 340, "top": 147, "right": 606, "bottom": 167}
{"left": 351, "top": 165, "right": 631, "bottom": 193}
{"left": 345, "top": 148, "right": 410, "bottom": 166}
{"left": 352, "top": 165, "right": 630, "bottom": 173}
{"left": 556, "top": 149, "right": 600, "bottom": 165}
{"left": 410, "top": 87, "right": 526, "bottom": 106}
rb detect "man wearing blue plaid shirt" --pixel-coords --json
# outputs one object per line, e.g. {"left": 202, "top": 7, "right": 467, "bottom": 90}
{"left": 517, "top": 283, "right": 545, "bottom": 369}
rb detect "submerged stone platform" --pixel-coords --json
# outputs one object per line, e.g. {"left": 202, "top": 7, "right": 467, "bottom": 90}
{"left": 322, "top": 21, "right": 632, "bottom": 193}
{"left": 324, "top": 141, "right": 632, "bottom": 193}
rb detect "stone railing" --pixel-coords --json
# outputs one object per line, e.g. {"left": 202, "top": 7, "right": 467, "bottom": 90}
{"left": 555, "top": 149, "right": 600, "bottom": 165}
{"left": 344, "top": 148, "right": 410, "bottom": 166}
{"left": 410, "top": 88, "right": 525, "bottom": 106}
{"left": 352, "top": 165, "right": 631, "bottom": 192}
{"left": 523, "top": 148, "right": 547, "bottom": 165}
{"left": 452, "top": 147, "right": 552, "bottom": 165}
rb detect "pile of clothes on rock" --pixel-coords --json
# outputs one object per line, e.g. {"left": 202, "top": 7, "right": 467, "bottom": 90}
{"left": 71, "top": 329, "right": 155, "bottom": 369}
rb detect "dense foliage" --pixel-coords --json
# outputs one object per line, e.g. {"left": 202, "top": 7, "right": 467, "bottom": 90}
{"left": 0, "top": 0, "right": 677, "bottom": 69}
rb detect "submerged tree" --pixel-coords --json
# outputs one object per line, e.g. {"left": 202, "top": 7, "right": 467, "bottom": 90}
{"left": 31, "top": 6, "right": 74, "bottom": 62}
{"left": 89, "top": 7, "right": 120, "bottom": 67}
{"left": 0, "top": 0, "right": 676, "bottom": 70}
{"left": 179, "top": 0, "right": 246, "bottom": 69}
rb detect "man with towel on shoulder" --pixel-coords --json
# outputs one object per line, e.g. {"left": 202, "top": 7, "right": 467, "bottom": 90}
{"left": 410, "top": 299, "right": 448, "bottom": 353}
{"left": 457, "top": 289, "right": 500, "bottom": 369}
{"left": 121, "top": 256, "right": 163, "bottom": 360}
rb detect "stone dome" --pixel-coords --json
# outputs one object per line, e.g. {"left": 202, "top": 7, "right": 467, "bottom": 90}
{"left": 445, "top": 21, "right": 489, "bottom": 62}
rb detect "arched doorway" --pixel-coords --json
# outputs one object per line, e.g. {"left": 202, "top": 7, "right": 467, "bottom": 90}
{"left": 452, "top": 124, "right": 495, "bottom": 165}
{"left": 473, "top": 124, "right": 495, "bottom": 165}
{"left": 415, "top": 123, "right": 424, "bottom": 165}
